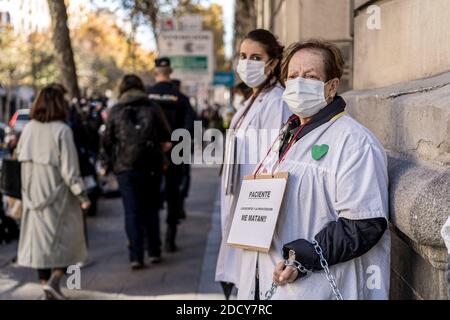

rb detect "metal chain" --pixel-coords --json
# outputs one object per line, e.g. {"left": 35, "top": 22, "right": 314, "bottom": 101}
{"left": 312, "top": 239, "right": 344, "bottom": 300}
{"left": 264, "top": 241, "right": 344, "bottom": 300}
{"left": 264, "top": 255, "right": 312, "bottom": 300}
{"left": 264, "top": 282, "right": 278, "bottom": 300}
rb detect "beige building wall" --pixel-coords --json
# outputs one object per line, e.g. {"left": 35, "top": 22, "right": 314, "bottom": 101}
{"left": 256, "top": 0, "right": 352, "bottom": 44}
{"left": 255, "top": 0, "right": 354, "bottom": 91}
{"left": 354, "top": 0, "right": 450, "bottom": 90}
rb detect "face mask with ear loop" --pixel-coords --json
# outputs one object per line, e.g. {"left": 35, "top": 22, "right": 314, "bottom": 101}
{"left": 282, "top": 77, "right": 334, "bottom": 118}
{"left": 237, "top": 59, "right": 273, "bottom": 89}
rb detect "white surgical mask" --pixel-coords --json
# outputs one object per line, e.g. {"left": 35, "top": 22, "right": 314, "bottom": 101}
{"left": 282, "top": 77, "right": 331, "bottom": 118}
{"left": 237, "top": 59, "right": 267, "bottom": 88}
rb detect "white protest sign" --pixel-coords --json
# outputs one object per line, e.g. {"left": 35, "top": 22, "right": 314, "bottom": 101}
{"left": 227, "top": 173, "right": 289, "bottom": 253}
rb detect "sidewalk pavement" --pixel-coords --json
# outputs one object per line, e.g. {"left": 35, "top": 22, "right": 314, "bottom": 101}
{"left": 0, "top": 166, "right": 228, "bottom": 300}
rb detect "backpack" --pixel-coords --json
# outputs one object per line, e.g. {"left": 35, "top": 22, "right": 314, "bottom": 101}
{"left": 116, "top": 104, "right": 160, "bottom": 169}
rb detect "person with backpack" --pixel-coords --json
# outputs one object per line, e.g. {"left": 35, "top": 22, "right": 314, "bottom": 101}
{"left": 148, "top": 58, "right": 193, "bottom": 252}
{"left": 102, "top": 74, "right": 172, "bottom": 269}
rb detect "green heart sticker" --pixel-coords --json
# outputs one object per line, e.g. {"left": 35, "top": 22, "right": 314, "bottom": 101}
{"left": 312, "top": 144, "right": 329, "bottom": 161}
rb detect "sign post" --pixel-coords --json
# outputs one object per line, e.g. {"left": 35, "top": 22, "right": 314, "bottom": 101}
{"left": 213, "top": 72, "right": 235, "bottom": 87}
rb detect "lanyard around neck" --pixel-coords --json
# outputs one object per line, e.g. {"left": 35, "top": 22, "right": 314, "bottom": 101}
{"left": 253, "top": 111, "right": 347, "bottom": 177}
{"left": 254, "top": 122, "right": 306, "bottom": 177}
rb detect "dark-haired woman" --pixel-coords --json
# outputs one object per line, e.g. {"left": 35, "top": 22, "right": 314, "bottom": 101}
{"left": 215, "top": 29, "right": 291, "bottom": 295}
{"left": 17, "top": 86, "right": 90, "bottom": 300}
{"left": 238, "top": 40, "right": 390, "bottom": 300}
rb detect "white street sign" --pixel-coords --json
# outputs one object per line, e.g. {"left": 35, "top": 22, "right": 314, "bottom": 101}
{"left": 178, "top": 15, "right": 203, "bottom": 32}
{"left": 158, "top": 31, "right": 214, "bottom": 85}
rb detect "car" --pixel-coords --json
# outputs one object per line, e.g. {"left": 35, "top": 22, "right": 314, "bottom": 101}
{"left": 5, "top": 109, "right": 31, "bottom": 154}
{"left": 9, "top": 109, "right": 30, "bottom": 133}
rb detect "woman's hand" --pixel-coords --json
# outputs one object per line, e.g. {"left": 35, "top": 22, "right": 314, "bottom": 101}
{"left": 273, "top": 261, "right": 298, "bottom": 286}
{"left": 81, "top": 201, "right": 92, "bottom": 210}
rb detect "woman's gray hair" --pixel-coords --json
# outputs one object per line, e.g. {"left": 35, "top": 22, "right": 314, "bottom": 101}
{"left": 281, "top": 39, "right": 345, "bottom": 85}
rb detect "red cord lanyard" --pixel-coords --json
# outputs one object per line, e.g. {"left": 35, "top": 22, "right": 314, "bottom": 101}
{"left": 254, "top": 122, "right": 307, "bottom": 177}
{"left": 253, "top": 111, "right": 346, "bottom": 178}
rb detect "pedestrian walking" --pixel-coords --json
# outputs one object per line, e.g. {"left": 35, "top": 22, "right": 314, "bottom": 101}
{"left": 215, "top": 29, "right": 291, "bottom": 299}
{"left": 102, "top": 74, "right": 172, "bottom": 269}
{"left": 148, "top": 58, "right": 193, "bottom": 252}
{"left": 236, "top": 40, "right": 390, "bottom": 300}
{"left": 16, "top": 85, "right": 91, "bottom": 300}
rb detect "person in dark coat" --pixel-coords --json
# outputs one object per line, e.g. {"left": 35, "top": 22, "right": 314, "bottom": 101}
{"left": 103, "top": 74, "right": 172, "bottom": 268}
{"left": 148, "top": 58, "right": 193, "bottom": 252}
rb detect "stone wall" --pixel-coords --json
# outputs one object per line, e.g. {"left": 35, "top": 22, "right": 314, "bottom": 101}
{"left": 343, "top": 74, "right": 450, "bottom": 297}
{"left": 344, "top": 1, "right": 450, "bottom": 298}
{"left": 353, "top": 0, "right": 450, "bottom": 90}
{"left": 257, "top": 0, "right": 450, "bottom": 299}
{"left": 255, "top": 0, "right": 354, "bottom": 91}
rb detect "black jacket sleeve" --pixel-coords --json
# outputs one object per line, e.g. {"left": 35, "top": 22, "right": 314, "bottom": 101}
{"left": 182, "top": 97, "right": 196, "bottom": 136}
{"left": 282, "top": 217, "right": 387, "bottom": 277}
{"left": 152, "top": 104, "right": 172, "bottom": 143}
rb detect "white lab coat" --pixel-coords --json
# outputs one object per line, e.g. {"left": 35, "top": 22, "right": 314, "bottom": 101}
{"left": 215, "top": 84, "right": 291, "bottom": 286}
{"left": 237, "top": 114, "right": 391, "bottom": 300}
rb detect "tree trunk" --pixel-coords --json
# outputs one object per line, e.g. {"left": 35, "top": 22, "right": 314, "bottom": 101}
{"left": 47, "top": 0, "right": 80, "bottom": 99}
{"left": 5, "top": 73, "right": 14, "bottom": 122}
{"left": 234, "top": 0, "right": 257, "bottom": 58}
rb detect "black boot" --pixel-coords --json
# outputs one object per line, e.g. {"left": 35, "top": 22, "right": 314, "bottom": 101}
{"left": 165, "top": 225, "right": 178, "bottom": 253}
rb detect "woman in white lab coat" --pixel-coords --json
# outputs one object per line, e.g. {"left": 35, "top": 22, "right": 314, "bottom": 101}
{"left": 215, "top": 29, "right": 291, "bottom": 296}
{"left": 237, "top": 40, "right": 390, "bottom": 300}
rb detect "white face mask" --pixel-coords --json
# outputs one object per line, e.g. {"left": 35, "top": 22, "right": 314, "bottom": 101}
{"left": 282, "top": 77, "right": 331, "bottom": 118}
{"left": 237, "top": 59, "right": 267, "bottom": 88}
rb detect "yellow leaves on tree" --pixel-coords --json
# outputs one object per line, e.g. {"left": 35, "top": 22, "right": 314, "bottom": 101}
{"left": 174, "top": 3, "right": 227, "bottom": 71}
{"left": 72, "top": 11, "right": 156, "bottom": 94}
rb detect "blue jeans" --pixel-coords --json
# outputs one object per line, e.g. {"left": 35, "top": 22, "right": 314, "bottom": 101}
{"left": 117, "top": 170, "right": 162, "bottom": 263}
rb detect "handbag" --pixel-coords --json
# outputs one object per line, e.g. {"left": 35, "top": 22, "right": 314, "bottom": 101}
{"left": 0, "top": 158, "right": 22, "bottom": 199}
